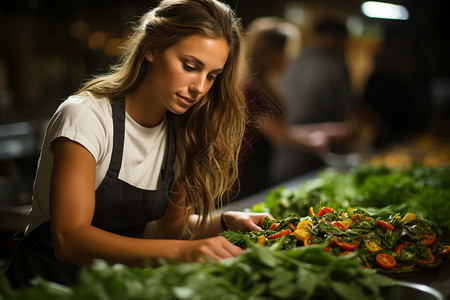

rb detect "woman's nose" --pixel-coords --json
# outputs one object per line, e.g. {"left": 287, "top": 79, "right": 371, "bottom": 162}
{"left": 189, "top": 75, "right": 209, "bottom": 95}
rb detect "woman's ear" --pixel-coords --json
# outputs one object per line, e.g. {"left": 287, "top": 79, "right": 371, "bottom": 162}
{"left": 146, "top": 49, "right": 155, "bottom": 62}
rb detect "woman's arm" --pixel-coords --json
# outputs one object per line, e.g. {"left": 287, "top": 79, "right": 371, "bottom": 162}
{"left": 157, "top": 180, "right": 275, "bottom": 240}
{"left": 156, "top": 180, "right": 223, "bottom": 239}
{"left": 49, "top": 138, "right": 241, "bottom": 266}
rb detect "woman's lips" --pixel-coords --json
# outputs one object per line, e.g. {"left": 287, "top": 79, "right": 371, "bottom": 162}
{"left": 177, "top": 94, "right": 196, "bottom": 107}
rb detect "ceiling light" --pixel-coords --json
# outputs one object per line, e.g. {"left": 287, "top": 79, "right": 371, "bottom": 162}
{"left": 361, "top": 1, "right": 409, "bottom": 20}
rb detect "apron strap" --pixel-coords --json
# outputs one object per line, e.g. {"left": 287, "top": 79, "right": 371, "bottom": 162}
{"left": 107, "top": 98, "right": 126, "bottom": 178}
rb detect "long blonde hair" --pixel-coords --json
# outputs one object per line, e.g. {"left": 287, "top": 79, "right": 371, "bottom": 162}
{"left": 76, "top": 0, "right": 246, "bottom": 237}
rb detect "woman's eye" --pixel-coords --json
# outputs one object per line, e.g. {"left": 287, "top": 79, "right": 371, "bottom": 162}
{"left": 182, "top": 62, "right": 196, "bottom": 71}
{"left": 207, "top": 74, "right": 217, "bottom": 81}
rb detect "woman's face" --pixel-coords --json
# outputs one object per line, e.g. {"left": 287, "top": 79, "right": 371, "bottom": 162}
{"left": 145, "top": 34, "right": 230, "bottom": 115}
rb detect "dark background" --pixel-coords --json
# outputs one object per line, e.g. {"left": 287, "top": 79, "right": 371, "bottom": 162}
{"left": 1, "top": 0, "right": 449, "bottom": 122}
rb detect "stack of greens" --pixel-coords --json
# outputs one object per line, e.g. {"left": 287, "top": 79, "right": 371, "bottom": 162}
{"left": 251, "top": 164, "right": 450, "bottom": 230}
{"left": 0, "top": 242, "right": 393, "bottom": 300}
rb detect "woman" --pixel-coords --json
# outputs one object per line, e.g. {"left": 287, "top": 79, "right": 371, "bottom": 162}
{"left": 6, "top": 0, "right": 272, "bottom": 288}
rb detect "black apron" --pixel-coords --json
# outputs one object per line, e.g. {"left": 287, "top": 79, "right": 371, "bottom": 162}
{"left": 5, "top": 98, "right": 176, "bottom": 288}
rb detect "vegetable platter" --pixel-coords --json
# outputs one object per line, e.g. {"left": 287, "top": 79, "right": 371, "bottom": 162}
{"left": 222, "top": 207, "right": 450, "bottom": 273}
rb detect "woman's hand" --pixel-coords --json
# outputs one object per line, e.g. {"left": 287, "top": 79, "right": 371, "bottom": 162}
{"left": 175, "top": 236, "right": 242, "bottom": 262}
{"left": 221, "top": 211, "right": 275, "bottom": 232}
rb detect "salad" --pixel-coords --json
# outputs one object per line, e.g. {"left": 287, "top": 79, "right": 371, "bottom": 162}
{"left": 222, "top": 206, "right": 450, "bottom": 272}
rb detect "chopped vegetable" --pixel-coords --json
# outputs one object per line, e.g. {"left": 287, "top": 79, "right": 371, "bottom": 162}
{"left": 316, "top": 207, "right": 334, "bottom": 217}
{"left": 332, "top": 221, "right": 346, "bottom": 231}
{"left": 417, "top": 248, "right": 435, "bottom": 264}
{"left": 394, "top": 242, "right": 411, "bottom": 255}
{"left": 287, "top": 222, "right": 296, "bottom": 231}
{"left": 402, "top": 212, "right": 416, "bottom": 222}
{"left": 336, "top": 240, "right": 358, "bottom": 251}
{"left": 269, "top": 223, "right": 278, "bottom": 230}
{"left": 268, "top": 228, "right": 291, "bottom": 239}
{"left": 293, "top": 220, "right": 313, "bottom": 241}
{"left": 257, "top": 235, "right": 266, "bottom": 245}
{"left": 364, "top": 240, "right": 383, "bottom": 253}
{"left": 376, "top": 253, "right": 397, "bottom": 270}
{"left": 420, "top": 232, "right": 437, "bottom": 246}
{"left": 375, "top": 220, "right": 395, "bottom": 231}
{"left": 303, "top": 236, "right": 312, "bottom": 246}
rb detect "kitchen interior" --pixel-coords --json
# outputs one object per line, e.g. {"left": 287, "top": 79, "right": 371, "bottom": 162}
{"left": 1, "top": 0, "right": 450, "bottom": 296}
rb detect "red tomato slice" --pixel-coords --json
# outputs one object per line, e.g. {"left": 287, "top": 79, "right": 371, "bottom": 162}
{"left": 375, "top": 220, "right": 395, "bottom": 231}
{"left": 376, "top": 253, "right": 397, "bottom": 270}
{"left": 394, "top": 241, "right": 411, "bottom": 255}
{"left": 420, "top": 232, "right": 437, "bottom": 247}
{"left": 330, "top": 238, "right": 358, "bottom": 251}
{"left": 338, "top": 240, "right": 358, "bottom": 251}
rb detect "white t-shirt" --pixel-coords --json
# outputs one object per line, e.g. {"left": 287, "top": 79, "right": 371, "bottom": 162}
{"left": 27, "top": 92, "right": 168, "bottom": 234}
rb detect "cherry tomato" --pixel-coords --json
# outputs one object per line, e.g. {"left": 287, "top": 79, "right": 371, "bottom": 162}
{"left": 338, "top": 240, "right": 358, "bottom": 251}
{"left": 394, "top": 241, "right": 411, "bottom": 255}
{"left": 329, "top": 238, "right": 358, "bottom": 251}
{"left": 365, "top": 240, "right": 383, "bottom": 253}
{"left": 417, "top": 248, "right": 435, "bottom": 264}
{"left": 375, "top": 220, "right": 395, "bottom": 231}
{"left": 316, "top": 207, "right": 334, "bottom": 217}
{"left": 420, "top": 232, "right": 437, "bottom": 247}
{"left": 376, "top": 253, "right": 397, "bottom": 270}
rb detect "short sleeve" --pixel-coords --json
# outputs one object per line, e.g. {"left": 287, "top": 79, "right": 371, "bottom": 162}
{"left": 44, "top": 95, "right": 112, "bottom": 162}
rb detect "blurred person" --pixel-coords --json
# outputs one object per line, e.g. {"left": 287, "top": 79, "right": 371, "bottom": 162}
{"left": 5, "top": 0, "right": 273, "bottom": 288}
{"left": 270, "top": 17, "right": 356, "bottom": 184}
{"left": 236, "top": 17, "right": 349, "bottom": 199}
{"left": 363, "top": 25, "right": 431, "bottom": 146}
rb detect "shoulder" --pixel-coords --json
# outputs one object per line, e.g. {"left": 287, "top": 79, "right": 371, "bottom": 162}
{"left": 46, "top": 92, "right": 113, "bottom": 161}
{"left": 57, "top": 92, "right": 112, "bottom": 119}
